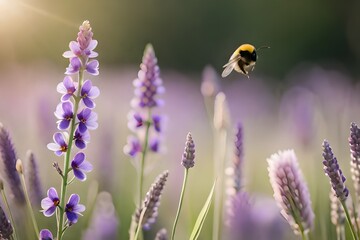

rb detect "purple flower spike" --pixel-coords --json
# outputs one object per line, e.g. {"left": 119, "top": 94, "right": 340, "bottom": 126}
{"left": 41, "top": 187, "right": 60, "bottom": 217}
{"left": 86, "top": 60, "right": 99, "bottom": 76}
{"left": 57, "top": 76, "right": 77, "bottom": 101}
{"left": 73, "top": 129, "right": 90, "bottom": 149}
{"left": 152, "top": 115, "right": 161, "bottom": 132}
{"left": 71, "top": 152, "right": 93, "bottom": 181}
{"left": 65, "top": 194, "right": 86, "bottom": 224}
{"left": 124, "top": 136, "right": 142, "bottom": 157}
{"left": 81, "top": 80, "right": 100, "bottom": 108}
{"left": 77, "top": 108, "right": 98, "bottom": 133}
{"left": 47, "top": 132, "right": 68, "bottom": 156}
{"left": 39, "top": 229, "right": 53, "bottom": 240}
{"left": 65, "top": 57, "right": 82, "bottom": 75}
{"left": 54, "top": 102, "right": 74, "bottom": 130}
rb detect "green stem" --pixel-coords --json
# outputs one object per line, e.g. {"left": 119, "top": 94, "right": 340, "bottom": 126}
{"left": 300, "top": 230, "right": 308, "bottom": 240}
{"left": 212, "top": 129, "right": 227, "bottom": 240}
{"left": 171, "top": 168, "right": 189, "bottom": 240}
{"left": 138, "top": 109, "right": 152, "bottom": 207}
{"left": 341, "top": 200, "right": 358, "bottom": 240}
{"left": 19, "top": 173, "right": 39, "bottom": 238}
{"left": 57, "top": 68, "right": 84, "bottom": 240}
{"left": 1, "top": 189, "right": 18, "bottom": 240}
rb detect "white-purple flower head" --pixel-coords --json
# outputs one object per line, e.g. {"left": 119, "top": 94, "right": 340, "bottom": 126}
{"left": 71, "top": 152, "right": 93, "bottom": 181}
{"left": 77, "top": 108, "right": 98, "bottom": 133}
{"left": 54, "top": 101, "right": 74, "bottom": 130}
{"left": 65, "top": 194, "right": 85, "bottom": 225}
{"left": 267, "top": 150, "right": 314, "bottom": 235}
{"left": 57, "top": 76, "right": 77, "bottom": 101}
{"left": 41, "top": 187, "right": 60, "bottom": 217}
{"left": 81, "top": 80, "right": 100, "bottom": 108}
{"left": 47, "top": 132, "right": 69, "bottom": 156}
{"left": 39, "top": 229, "right": 53, "bottom": 240}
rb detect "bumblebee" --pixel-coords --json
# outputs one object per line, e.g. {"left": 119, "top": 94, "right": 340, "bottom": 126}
{"left": 222, "top": 44, "right": 267, "bottom": 78}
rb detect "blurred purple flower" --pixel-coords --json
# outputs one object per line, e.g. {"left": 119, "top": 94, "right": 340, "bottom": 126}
{"left": 0, "top": 123, "right": 25, "bottom": 205}
{"left": 124, "top": 136, "right": 142, "bottom": 157}
{"left": 0, "top": 204, "right": 13, "bottom": 239}
{"left": 71, "top": 152, "right": 93, "bottom": 181}
{"left": 349, "top": 122, "right": 360, "bottom": 198}
{"left": 54, "top": 102, "right": 74, "bottom": 130}
{"left": 232, "top": 122, "right": 244, "bottom": 194}
{"left": 25, "top": 150, "right": 43, "bottom": 207}
{"left": 133, "top": 170, "right": 169, "bottom": 230}
{"left": 57, "top": 76, "right": 77, "bottom": 101}
{"left": 181, "top": 132, "right": 195, "bottom": 169}
{"left": 86, "top": 60, "right": 100, "bottom": 76}
{"left": 267, "top": 150, "right": 314, "bottom": 235}
{"left": 47, "top": 132, "right": 68, "bottom": 156}
{"left": 149, "top": 137, "right": 160, "bottom": 153}
{"left": 82, "top": 192, "right": 119, "bottom": 240}
{"left": 65, "top": 57, "right": 82, "bottom": 75}
{"left": 41, "top": 187, "right": 60, "bottom": 217}
{"left": 81, "top": 80, "right": 100, "bottom": 108}
{"left": 65, "top": 194, "right": 85, "bottom": 225}
{"left": 152, "top": 115, "right": 161, "bottom": 132}
{"left": 73, "top": 129, "right": 90, "bottom": 149}
{"left": 39, "top": 229, "right": 53, "bottom": 240}
{"left": 77, "top": 108, "right": 98, "bottom": 133}
{"left": 323, "top": 140, "right": 349, "bottom": 201}
{"left": 155, "top": 228, "right": 168, "bottom": 240}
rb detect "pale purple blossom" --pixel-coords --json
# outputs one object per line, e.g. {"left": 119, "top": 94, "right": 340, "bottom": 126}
{"left": 54, "top": 102, "right": 74, "bottom": 130}
{"left": 57, "top": 76, "right": 77, "bottom": 101}
{"left": 47, "top": 132, "right": 68, "bottom": 156}
{"left": 73, "top": 129, "right": 90, "bottom": 149}
{"left": 77, "top": 108, "right": 98, "bottom": 133}
{"left": 39, "top": 229, "right": 53, "bottom": 240}
{"left": 124, "top": 136, "right": 142, "bottom": 157}
{"left": 65, "top": 57, "right": 82, "bottom": 75}
{"left": 86, "top": 60, "right": 99, "bottom": 76}
{"left": 65, "top": 194, "right": 86, "bottom": 224}
{"left": 81, "top": 80, "right": 100, "bottom": 108}
{"left": 71, "top": 152, "right": 93, "bottom": 181}
{"left": 41, "top": 187, "right": 60, "bottom": 217}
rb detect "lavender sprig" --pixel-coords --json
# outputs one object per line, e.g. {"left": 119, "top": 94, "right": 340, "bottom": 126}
{"left": 267, "top": 150, "right": 314, "bottom": 238}
{"left": 44, "top": 20, "right": 98, "bottom": 240}
{"left": 322, "top": 140, "right": 357, "bottom": 239}
{"left": 0, "top": 178, "right": 17, "bottom": 240}
{"left": 124, "top": 44, "right": 165, "bottom": 206}
{"left": 25, "top": 150, "right": 43, "bottom": 207}
{"left": 171, "top": 133, "right": 195, "bottom": 240}
{"left": 349, "top": 122, "right": 360, "bottom": 201}
{"left": 131, "top": 170, "right": 169, "bottom": 240}
{"left": 0, "top": 203, "right": 13, "bottom": 240}
{"left": 232, "top": 122, "right": 244, "bottom": 194}
{"left": 155, "top": 228, "right": 168, "bottom": 240}
{"left": 0, "top": 123, "right": 25, "bottom": 205}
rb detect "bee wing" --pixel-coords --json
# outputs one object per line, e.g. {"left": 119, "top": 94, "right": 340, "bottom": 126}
{"left": 221, "top": 56, "right": 241, "bottom": 78}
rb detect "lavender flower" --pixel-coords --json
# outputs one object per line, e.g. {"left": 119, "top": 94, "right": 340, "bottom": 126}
{"left": 47, "top": 132, "right": 69, "bottom": 156}
{"left": 349, "top": 122, "right": 360, "bottom": 199}
{"left": 124, "top": 44, "right": 165, "bottom": 158}
{"left": 77, "top": 108, "right": 98, "bottom": 133}
{"left": 267, "top": 149, "right": 314, "bottom": 235}
{"left": 39, "top": 229, "right": 53, "bottom": 240}
{"left": 65, "top": 194, "right": 85, "bottom": 225}
{"left": 322, "top": 140, "right": 349, "bottom": 201}
{"left": 41, "top": 187, "right": 60, "bottom": 217}
{"left": 54, "top": 102, "right": 74, "bottom": 130}
{"left": 81, "top": 80, "right": 100, "bottom": 108}
{"left": 25, "top": 150, "right": 43, "bottom": 207}
{"left": 71, "top": 152, "right": 93, "bottom": 181}
{"left": 181, "top": 132, "right": 195, "bottom": 169}
{"left": 232, "top": 122, "right": 244, "bottom": 194}
{"left": 0, "top": 204, "right": 13, "bottom": 239}
{"left": 0, "top": 123, "right": 25, "bottom": 205}
{"left": 155, "top": 228, "right": 168, "bottom": 240}
{"left": 133, "top": 170, "right": 169, "bottom": 231}
{"left": 82, "top": 192, "right": 119, "bottom": 240}
{"left": 57, "top": 76, "right": 77, "bottom": 101}
{"left": 73, "top": 129, "right": 90, "bottom": 149}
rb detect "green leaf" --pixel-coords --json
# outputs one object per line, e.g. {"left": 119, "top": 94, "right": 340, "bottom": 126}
{"left": 189, "top": 180, "right": 216, "bottom": 240}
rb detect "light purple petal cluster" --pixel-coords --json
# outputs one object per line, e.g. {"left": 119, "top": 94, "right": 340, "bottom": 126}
{"left": 65, "top": 194, "right": 86, "bottom": 225}
{"left": 181, "top": 132, "right": 195, "bottom": 169}
{"left": 124, "top": 44, "right": 165, "bottom": 158}
{"left": 267, "top": 150, "right": 314, "bottom": 235}
{"left": 322, "top": 140, "right": 349, "bottom": 201}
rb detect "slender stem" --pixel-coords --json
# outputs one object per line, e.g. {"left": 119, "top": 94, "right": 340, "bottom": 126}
{"left": 171, "top": 168, "right": 189, "bottom": 240}
{"left": 212, "top": 129, "right": 227, "bottom": 240}
{"left": 138, "top": 108, "right": 152, "bottom": 207}
{"left": 341, "top": 200, "right": 358, "bottom": 240}
{"left": 19, "top": 173, "right": 39, "bottom": 238}
{"left": 1, "top": 190, "right": 18, "bottom": 240}
{"left": 57, "top": 68, "right": 84, "bottom": 240}
{"left": 133, "top": 206, "right": 147, "bottom": 240}
{"left": 300, "top": 230, "right": 308, "bottom": 240}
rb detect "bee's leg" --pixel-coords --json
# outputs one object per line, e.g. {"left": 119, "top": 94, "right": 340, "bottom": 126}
{"left": 239, "top": 62, "right": 248, "bottom": 75}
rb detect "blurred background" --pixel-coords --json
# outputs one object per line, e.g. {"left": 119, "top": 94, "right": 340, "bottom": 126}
{"left": 0, "top": 0, "right": 360, "bottom": 239}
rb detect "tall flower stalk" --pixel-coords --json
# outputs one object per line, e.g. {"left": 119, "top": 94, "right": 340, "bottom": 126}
{"left": 267, "top": 150, "right": 314, "bottom": 239}
{"left": 124, "top": 44, "right": 165, "bottom": 207}
{"left": 171, "top": 132, "right": 195, "bottom": 240}
{"left": 43, "top": 20, "right": 99, "bottom": 240}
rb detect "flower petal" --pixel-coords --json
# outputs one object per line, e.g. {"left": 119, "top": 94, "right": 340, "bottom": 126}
{"left": 44, "top": 206, "right": 56, "bottom": 217}
{"left": 73, "top": 152, "right": 85, "bottom": 165}
{"left": 66, "top": 211, "right": 78, "bottom": 223}
{"left": 48, "top": 187, "right": 58, "bottom": 200}
{"left": 39, "top": 229, "right": 53, "bottom": 240}
{"left": 73, "top": 168, "right": 86, "bottom": 181}
{"left": 67, "top": 194, "right": 80, "bottom": 206}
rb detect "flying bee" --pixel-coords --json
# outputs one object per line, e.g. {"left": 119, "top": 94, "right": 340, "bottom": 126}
{"left": 221, "top": 44, "right": 269, "bottom": 78}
